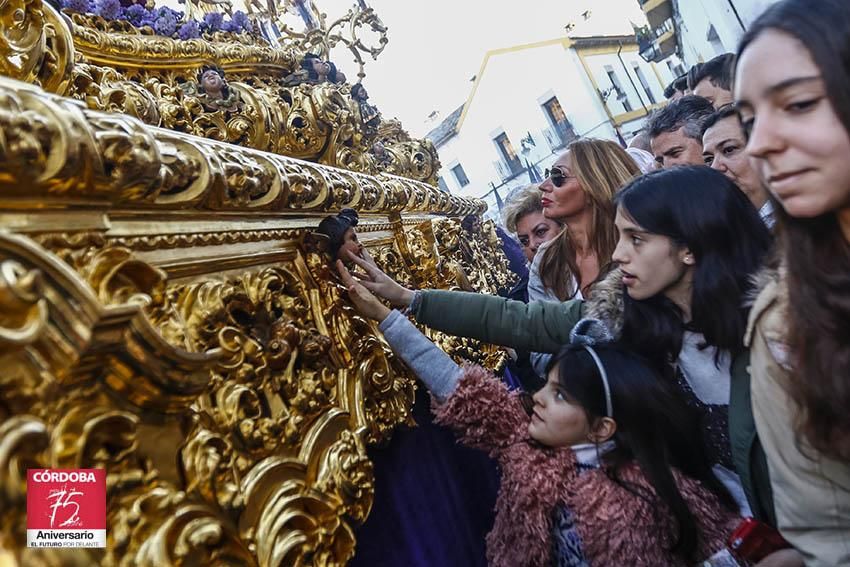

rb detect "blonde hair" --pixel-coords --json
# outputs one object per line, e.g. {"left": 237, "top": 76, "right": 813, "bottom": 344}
{"left": 539, "top": 138, "right": 641, "bottom": 299}
{"left": 502, "top": 184, "right": 544, "bottom": 233}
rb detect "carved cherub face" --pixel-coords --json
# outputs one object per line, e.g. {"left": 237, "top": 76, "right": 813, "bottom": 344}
{"left": 310, "top": 59, "right": 331, "bottom": 78}
{"left": 201, "top": 69, "right": 225, "bottom": 95}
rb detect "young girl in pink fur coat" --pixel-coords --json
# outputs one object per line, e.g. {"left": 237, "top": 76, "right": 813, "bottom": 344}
{"left": 338, "top": 260, "right": 741, "bottom": 566}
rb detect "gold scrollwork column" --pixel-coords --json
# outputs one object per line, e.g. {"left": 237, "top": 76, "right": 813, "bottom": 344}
{"left": 0, "top": 1, "right": 74, "bottom": 94}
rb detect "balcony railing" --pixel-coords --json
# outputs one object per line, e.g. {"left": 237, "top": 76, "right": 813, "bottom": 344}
{"left": 638, "top": 17, "right": 677, "bottom": 62}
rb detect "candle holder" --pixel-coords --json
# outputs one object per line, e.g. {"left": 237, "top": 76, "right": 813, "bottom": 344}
{"left": 249, "top": 0, "right": 388, "bottom": 80}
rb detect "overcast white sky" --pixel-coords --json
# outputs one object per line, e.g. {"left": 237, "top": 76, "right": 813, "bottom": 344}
{"left": 319, "top": 0, "right": 649, "bottom": 136}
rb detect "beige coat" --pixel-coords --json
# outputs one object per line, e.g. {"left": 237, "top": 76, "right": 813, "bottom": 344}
{"left": 746, "top": 268, "right": 850, "bottom": 566}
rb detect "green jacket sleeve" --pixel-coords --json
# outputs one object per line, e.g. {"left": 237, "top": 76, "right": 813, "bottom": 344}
{"left": 413, "top": 290, "right": 585, "bottom": 353}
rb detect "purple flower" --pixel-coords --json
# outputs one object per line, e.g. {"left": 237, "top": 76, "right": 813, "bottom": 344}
{"left": 153, "top": 9, "right": 178, "bottom": 36}
{"left": 61, "top": 0, "right": 91, "bottom": 13}
{"left": 202, "top": 11, "right": 223, "bottom": 32}
{"left": 177, "top": 20, "right": 201, "bottom": 40}
{"left": 122, "top": 3, "right": 148, "bottom": 26}
{"left": 229, "top": 10, "right": 252, "bottom": 33}
{"left": 92, "top": 0, "right": 122, "bottom": 20}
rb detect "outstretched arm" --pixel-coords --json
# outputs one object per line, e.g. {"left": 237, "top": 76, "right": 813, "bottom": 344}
{"left": 343, "top": 249, "right": 585, "bottom": 353}
{"left": 378, "top": 310, "right": 461, "bottom": 401}
{"left": 414, "top": 291, "right": 584, "bottom": 353}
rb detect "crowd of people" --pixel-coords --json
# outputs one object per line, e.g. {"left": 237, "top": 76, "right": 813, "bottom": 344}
{"left": 323, "top": 0, "right": 850, "bottom": 564}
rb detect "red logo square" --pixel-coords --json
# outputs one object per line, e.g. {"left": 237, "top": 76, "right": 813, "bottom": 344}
{"left": 26, "top": 469, "right": 106, "bottom": 548}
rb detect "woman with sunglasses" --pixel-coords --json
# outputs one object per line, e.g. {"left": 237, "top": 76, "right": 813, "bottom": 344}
{"left": 532, "top": 138, "right": 640, "bottom": 303}
{"left": 530, "top": 139, "right": 641, "bottom": 374}
{"left": 343, "top": 167, "right": 775, "bottom": 528}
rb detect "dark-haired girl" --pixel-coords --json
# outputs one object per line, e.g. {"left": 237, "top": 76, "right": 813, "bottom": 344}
{"left": 735, "top": 0, "right": 850, "bottom": 564}
{"left": 339, "top": 260, "right": 738, "bottom": 565}
{"left": 344, "top": 167, "right": 774, "bottom": 524}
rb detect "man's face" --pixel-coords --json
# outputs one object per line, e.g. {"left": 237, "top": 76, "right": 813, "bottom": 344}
{"left": 693, "top": 78, "right": 734, "bottom": 109}
{"left": 651, "top": 128, "right": 705, "bottom": 168}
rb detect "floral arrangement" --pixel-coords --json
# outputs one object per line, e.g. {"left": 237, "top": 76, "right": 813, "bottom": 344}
{"left": 60, "top": 0, "right": 256, "bottom": 39}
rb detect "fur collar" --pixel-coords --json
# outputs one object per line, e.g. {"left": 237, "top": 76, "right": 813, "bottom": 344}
{"left": 584, "top": 268, "right": 626, "bottom": 339}
{"left": 746, "top": 262, "right": 781, "bottom": 308}
{"left": 744, "top": 260, "right": 787, "bottom": 347}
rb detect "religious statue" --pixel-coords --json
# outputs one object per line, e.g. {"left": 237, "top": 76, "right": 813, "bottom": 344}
{"left": 315, "top": 208, "right": 362, "bottom": 263}
{"left": 181, "top": 66, "right": 242, "bottom": 112}
{"left": 370, "top": 141, "right": 393, "bottom": 168}
{"left": 351, "top": 83, "right": 381, "bottom": 135}
{"left": 282, "top": 54, "right": 345, "bottom": 87}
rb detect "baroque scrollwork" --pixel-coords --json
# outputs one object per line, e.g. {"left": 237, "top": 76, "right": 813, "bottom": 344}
{"left": 0, "top": 0, "right": 440, "bottom": 185}
{"left": 0, "top": 75, "right": 482, "bottom": 216}
{"left": 0, "top": 1, "right": 74, "bottom": 92}
{"left": 0, "top": 11, "right": 516, "bottom": 565}
{"left": 0, "top": 260, "right": 48, "bottom": 348}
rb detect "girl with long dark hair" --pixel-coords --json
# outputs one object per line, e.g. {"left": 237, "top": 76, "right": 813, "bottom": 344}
{"left": 735, "top": 0, "right": 850, "bottom": 564}
{"left": 338, "top": 261, "right": 738, "bottom": 565}
{"left": 345, "top": 167, "right": 774, "bottom": 523}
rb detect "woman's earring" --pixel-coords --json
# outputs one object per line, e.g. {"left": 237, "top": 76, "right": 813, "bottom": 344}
{"left": 684, "top": 253, "right": 694, "bottom": 265}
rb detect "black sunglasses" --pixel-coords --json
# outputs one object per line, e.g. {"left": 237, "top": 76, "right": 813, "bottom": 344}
{"left": 544, "top": 166, "right": 572, "bottom": 187}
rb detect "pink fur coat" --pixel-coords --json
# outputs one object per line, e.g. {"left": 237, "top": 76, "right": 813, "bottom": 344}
{"left": 432, "top": 365, "right": 739, "bottom": 566}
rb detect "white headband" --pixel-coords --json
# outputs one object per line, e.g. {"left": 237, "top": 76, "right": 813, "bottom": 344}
{"left": 582, "top": 345, "right": 614, "bottom": 419}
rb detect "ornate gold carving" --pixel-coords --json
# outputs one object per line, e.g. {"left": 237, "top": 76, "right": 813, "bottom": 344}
{"left": 0, "top": 0, "right": 438, "bottom": 185}
{"left": 68, "top": 13, "right": 297, "bottom": 70}
{"left": 0, "top": 213, "right": 512, "bottom": 565}
{"left": 0, "top": 260, "right": 48, "bottom": 348}
{"left": 0, "top": 75, "right": 482, "bottom": 216}
{"left": 373, "top": 119, "right": 442, "bottom": 185}
{"left": 0, "top": 21, "right": 515, "bottom": 566}
{"left": 395, "top": 218, "right": 511, "bottom": 371}
{"left": 267, "top": 2, "right": 389, "bottom": 82}
{"left": 0, "top": 1, "right": 74, "bottom": 92}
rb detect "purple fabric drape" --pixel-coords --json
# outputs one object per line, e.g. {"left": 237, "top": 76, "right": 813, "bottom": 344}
{"left": 350, "top": 385, "right": 499, "bottom": 566}
{"left": 495, "top": 225, "right": 529, "bottom": 284}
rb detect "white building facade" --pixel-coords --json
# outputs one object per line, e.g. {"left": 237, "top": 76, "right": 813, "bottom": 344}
{"left": 427, "top": 35, "right": 670, "bottom": 220}
{"left": 639, "top": 0, "right": 780, "bottom": 71}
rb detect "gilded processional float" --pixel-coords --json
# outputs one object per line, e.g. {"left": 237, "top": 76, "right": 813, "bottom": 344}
{"left": 0, "top": 0, "right": 517, "bottom": 563}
